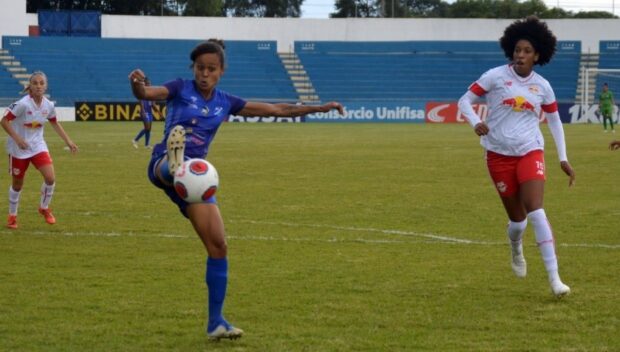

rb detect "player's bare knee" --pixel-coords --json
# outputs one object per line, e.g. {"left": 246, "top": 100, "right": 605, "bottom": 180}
{"left": 207, "top": 240, "right": 228, "bottom": 257}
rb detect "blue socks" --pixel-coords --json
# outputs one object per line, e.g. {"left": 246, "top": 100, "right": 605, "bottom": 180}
{"left": 134, "top": 130, "right": 151, "bottom": 146}
{"left": 206, "top": 257, "right": 228, "bottom": 331}
{"left": 158, "top": 159, "right": 174, "bottom": 183}
{"left": 134, "top": 129, "right": 146, "bottom": 142}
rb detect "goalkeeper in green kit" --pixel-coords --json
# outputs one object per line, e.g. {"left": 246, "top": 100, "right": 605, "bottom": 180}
{"left": 598, "top": 82, "right": 616, "bottom": 133}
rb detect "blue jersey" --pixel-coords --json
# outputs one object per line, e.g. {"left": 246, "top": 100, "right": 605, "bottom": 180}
{"left": 147, "top": 79, "right": 246, "bottom": 217}
{"left": 152, "top": 79, "right": 246, "bottom": 159}
{"left": 140, "top": 100, "right": 154, "bottom": 122}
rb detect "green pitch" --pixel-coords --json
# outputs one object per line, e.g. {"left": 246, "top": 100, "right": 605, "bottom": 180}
{"left": 0, "top": 122, "right": 618, "bottom": 351}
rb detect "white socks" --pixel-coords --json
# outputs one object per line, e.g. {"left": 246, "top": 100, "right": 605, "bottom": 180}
{"left": 527, "top": 208, "right": 561, "bottom": 283}
{"left": 40, "top": 182, "right": 55, "bottom": 209}
{"left": 8, "top": 183, "right": 55, "bottom": 216}
{"left": 9, "top": 186, "right": 21, "bottom": 215}
{"left": 507, "top": 219, "right": 527, "bottom": 250}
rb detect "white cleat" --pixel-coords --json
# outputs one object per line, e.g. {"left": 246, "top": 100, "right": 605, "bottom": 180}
{"left": 510, "top": 241, "right": 527, "bottom": 278}
{"left": 166, "top": 125, "right": 186, "bottom": 176}
{"left": 208, "top": 324, "right": 244, "bottom": 341}
{"left": 131, "top": 139, "right": 138, "bottom": 149}
{"left": 551, "top": 280, "right": 570, "bottom": 298}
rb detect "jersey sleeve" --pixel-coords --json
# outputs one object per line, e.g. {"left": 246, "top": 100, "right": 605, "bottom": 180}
{"left": 225, "top": 93, "right": 247, "bottom": 115}
{"left": 5, "top": 101, "right": 26, "bottom": 120}
{"left": 468, "top": 69, "right": 496, "bottom": 97}
{"left": 163, "top": 79, "right": 184, "bottom": 100}
{"left": 48, "top": 103, "right": 57, "bottom": 122}
{"left": 541, "top": 80, "right": 558, "bottom": 113}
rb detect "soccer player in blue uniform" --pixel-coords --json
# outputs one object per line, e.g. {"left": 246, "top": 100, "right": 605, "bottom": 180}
{"left": 132, "top": 77, "right": 154, "bottom": 149}
{"left": 128, "top": 39, "right": 343, "bottom": 340}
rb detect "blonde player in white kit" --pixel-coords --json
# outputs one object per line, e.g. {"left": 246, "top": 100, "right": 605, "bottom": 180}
{"left": 1, "top": 71, "right": 78, "bottom": 229}
{"left": 458, "top": 16, "right": 575, "bottom": 298}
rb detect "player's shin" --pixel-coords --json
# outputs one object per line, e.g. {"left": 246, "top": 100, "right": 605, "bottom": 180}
{"left": 507, "top": 219, "right": 527, "bottom": 247}
{"left": 40, "top": 182, "right": 55, "bottom": 209}
{"left": 9, "top": 186, "right": 21, "bottom": 215}
{"left": 206, "top": 257, "right": 228, "bottom": 330}
{"left": 158, "top": 160, "right": 174, "bottom": 184}
{"left": 527, "top": 208, "right": 569, "bottom": 295}
{"left": 507, "top": 219, "right": 527, "bottom": 277}
{"left": 528, "top": 210, "right": 558, "bottom": 274}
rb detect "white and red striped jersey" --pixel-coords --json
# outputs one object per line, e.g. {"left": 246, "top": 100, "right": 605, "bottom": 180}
{"left": 3, "top": 95, "right": 57, "bottom": 159}
{"left": 465, "top": 64, "right": 558, "bottom": 156}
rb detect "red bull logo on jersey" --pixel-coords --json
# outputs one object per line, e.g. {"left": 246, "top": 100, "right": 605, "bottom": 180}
{"left": 502, "top": 96, "right": 536, "bottom": 113}
{"left": 24, "top": 121, "right": 43, "bottom": 128}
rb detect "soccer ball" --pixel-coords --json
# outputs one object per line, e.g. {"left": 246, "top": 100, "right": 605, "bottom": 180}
{"left": 173, "top": 159, "right": 219, "bottom": 203}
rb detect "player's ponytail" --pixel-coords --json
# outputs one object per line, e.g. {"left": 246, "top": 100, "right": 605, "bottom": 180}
{"left": 21, "top": 71, "right": 48, "bottom": 94}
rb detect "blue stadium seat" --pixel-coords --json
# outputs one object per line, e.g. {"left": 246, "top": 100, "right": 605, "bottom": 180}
{"left": 1, "top": 36, "right": 298, "bottom": 106}
{"left": 0, "top": 66, "right": 23, "bottom": 102}
{"left": 295, "top": 41, "right": 580, "bottom": 103}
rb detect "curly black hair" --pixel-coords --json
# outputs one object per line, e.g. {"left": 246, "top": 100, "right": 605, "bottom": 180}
{"left": 499, "top": 16, "right": 557, "bottom": 66}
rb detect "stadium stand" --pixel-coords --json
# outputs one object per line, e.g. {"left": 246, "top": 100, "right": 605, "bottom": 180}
{"left": 594, "top": 41, "right": 620, "bottom": 100}
{"left": 1, "top": 36, "right": 298, "bottom": 106}
{"left": 0, "top": 66, "right": 22, "bottom": 106}
{"left": 295, "top": 41, "right": 581, "bottom": 103}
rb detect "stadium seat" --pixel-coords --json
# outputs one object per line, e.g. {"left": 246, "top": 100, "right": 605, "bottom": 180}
{"left": 1, "top": 36, "right": 298, "bottom": 106}
{"left": 295, "top": 41, "right": 580, "bottom": 104}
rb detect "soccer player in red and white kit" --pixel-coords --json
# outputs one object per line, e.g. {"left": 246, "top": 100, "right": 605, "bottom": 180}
{"left": 458, "top": 16, "right": 575, "bottom": 297}
{"left": 1, "top": 71, "right": 78, "bottom": 229}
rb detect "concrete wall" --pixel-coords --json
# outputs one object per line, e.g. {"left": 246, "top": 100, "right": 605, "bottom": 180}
{"left": 101, "top": 16, "right": 620, "bottom": 54}
{"left": 0, "top": 0, "right": 37, "bottom": 38}
{"left": 2, "top": 0, "right": 620, "bottom": 53}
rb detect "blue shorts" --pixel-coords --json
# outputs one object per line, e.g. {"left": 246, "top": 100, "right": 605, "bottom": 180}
{"left": 147, "top": 150, "right": 217, "bottom": 218}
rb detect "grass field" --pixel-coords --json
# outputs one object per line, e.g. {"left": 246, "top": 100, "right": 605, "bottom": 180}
{"left": 0, "top": 122, "right": 618, "bottom": 351}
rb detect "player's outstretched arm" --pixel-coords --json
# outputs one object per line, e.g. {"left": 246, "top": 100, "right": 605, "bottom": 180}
{"left": 237, "top": 101, "right": 344, "bottom": 117}
{"left": 128, "top": 69, "right": 169, "bottom": 101}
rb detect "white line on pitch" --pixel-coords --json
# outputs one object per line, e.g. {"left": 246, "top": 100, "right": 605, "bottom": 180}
{"left": 2, "top": 221, "right": 618, "bottom": 249}
{"left": 228, "top": 219, "right": 620, "bottom": 249}
{"left": 230, "top": 219, "right": 482, "bottom": 244}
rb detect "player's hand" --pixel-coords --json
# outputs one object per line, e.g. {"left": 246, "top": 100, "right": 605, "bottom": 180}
{"left": 610, "top": 140, "right": 620, "bottom": 150}
{"left": 560, "top": 161, "right": 575, "bottom": 187}
{"left": 16, "top": 139, "right": 29, "bottom": 150}
{"left": 320, "top": 102, "right": 344, "bottom": 115}
{"left": 474, "top": 122, "right": 489, "bottom": 136}
{"left": 66, "top": 141, "right": 78, "bottom": 154}
{"left": 128, "top": 69, "right": 147, "bottom": 84}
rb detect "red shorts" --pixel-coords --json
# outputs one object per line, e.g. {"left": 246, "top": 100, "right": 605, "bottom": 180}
{"left": 486, "top": 150, "right": 545, "bottom": 197}
{"left": 9, "top": 152, "right": 53, "bottom": 179}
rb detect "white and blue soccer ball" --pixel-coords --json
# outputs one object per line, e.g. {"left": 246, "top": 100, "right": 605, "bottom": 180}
{"left": 173, "top": 159, "right": 219, "bottom": 203}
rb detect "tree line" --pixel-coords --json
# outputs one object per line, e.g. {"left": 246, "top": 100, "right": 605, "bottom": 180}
{"left": 27, "top": 0, "right": 617, "bottom": 19}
